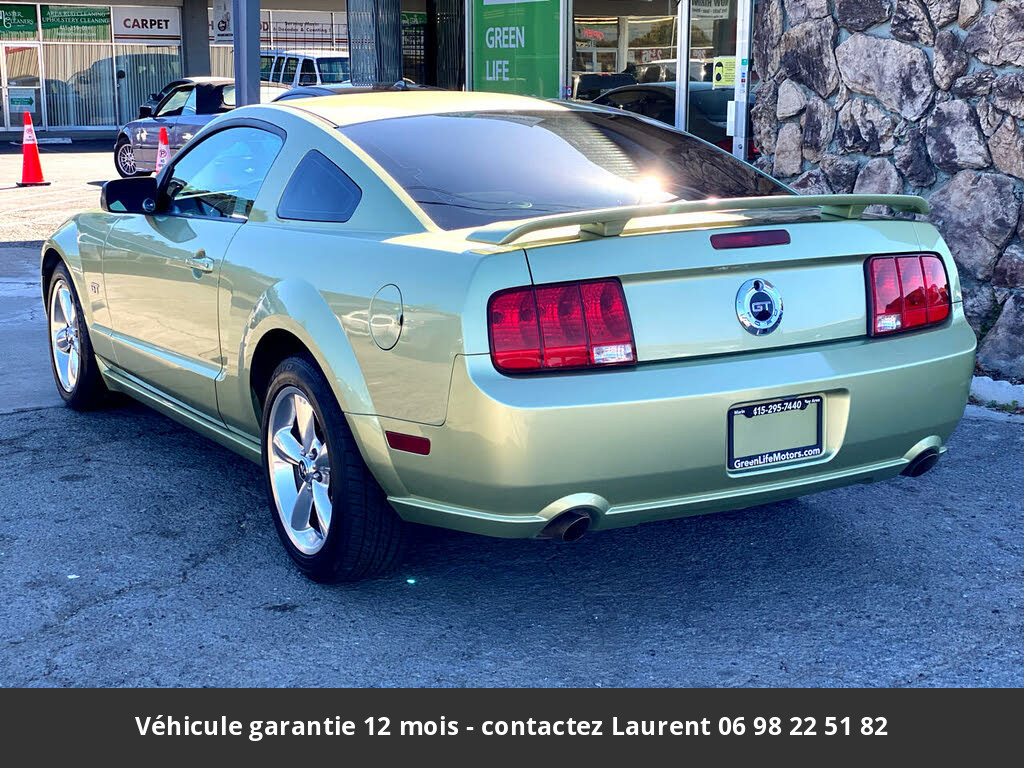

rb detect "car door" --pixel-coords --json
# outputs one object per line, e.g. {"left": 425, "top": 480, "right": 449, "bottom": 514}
{"left": 133, "top": 84, "right": 192, "bottom": 168}
{"left": 102, "top": 123, "right": 284, "bottom": 418}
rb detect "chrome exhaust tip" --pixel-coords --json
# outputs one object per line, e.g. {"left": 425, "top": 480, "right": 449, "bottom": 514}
{"left": 902, "top": 448, "right": 940, "bottom": 478}
{"left": 538, "top": 509, "right": 591, "bottom": 542}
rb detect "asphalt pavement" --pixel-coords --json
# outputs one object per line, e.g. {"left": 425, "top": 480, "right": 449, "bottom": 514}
{"left": 1, "top": 148, "right": 1022, "bottom": 687}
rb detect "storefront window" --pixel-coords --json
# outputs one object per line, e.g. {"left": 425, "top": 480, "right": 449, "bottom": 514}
{"left": 0, "top": 4, "right": 38, "bottom": 41}
{"left": 114, "top": 43, "right": 181, "bottom": 124}
{"left": 43, "top": 43, "right": 114, "bottom": 126}
{"left": 41, "top": 5, "right": 111, "bottom": 42}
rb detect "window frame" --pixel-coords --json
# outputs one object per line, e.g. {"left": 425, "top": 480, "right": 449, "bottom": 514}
{"left": 282, "top": 57, "right": 299, "bottom": 86}
{"left": 155, "top": 118, "right": 287, "bottom": 223}
{"left": 298, "top": 58, "right": 317, "bottom": 86}
{"left": 154, "top": 85, "right": 192, "bottom": 118}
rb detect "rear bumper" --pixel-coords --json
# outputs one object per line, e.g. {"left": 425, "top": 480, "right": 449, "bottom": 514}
{"left": 378, "top": 315, "right": 976, "bottom": 538}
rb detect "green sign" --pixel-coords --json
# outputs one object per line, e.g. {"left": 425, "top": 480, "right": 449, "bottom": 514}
{"left": 473, "top": 0, "right": 560, "bottom": 99}
{"left": 0, "top": 4, "right": 38, "bottom": 40}
{"left": 401, "top": 11, "right": 426, "bottom": 26}
{"left": 41, "top": 5, "right": 111, "bottom": 42}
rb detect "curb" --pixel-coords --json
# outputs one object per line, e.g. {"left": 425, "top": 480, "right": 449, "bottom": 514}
{"left": 970, "top": 376, "right": 1024, "bottom": 408}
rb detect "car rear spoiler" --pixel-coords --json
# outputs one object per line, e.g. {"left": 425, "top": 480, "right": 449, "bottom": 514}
{"left": 464, "top": 194, "right": 930, "bottom": 246}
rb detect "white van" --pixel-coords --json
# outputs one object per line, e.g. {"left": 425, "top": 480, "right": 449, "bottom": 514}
{"left": 260, "top": 49, "right": 351, "bottom": 88}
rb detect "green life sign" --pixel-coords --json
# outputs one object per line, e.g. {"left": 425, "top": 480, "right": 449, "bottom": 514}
{"left": 0, "top": 4, "right": 38, "bottom": 40}
{"left": 41, "top": 5, "right": 111, "bottom": 42}
{"left": 473, "top": 0, "right": 560, "bottom": 98}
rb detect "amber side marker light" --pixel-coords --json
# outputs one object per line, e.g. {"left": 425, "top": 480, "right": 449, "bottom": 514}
{"left": 385, "top": 431, "right": 431, "bottom": 455}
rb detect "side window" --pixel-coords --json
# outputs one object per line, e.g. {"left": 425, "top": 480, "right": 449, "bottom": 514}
{"left": 163, "top": 127, "right": 283, "bottom": 220}
{"left": 260, "top": 55, "right": 273, "bottom": 80}
{"left": 282, "top": 57, "right": 299, "bottom": 85}
{"left": 181, "top": 88, "right": 197, "bottom": 116}
{"left": 647, "top": 94, "right": 675, "bottom": 125}
{"left": 277, "top": 150, "right": 362, "bottom": 223}
{"left": 156, "top": 86, "right": 191, "bottom": 117}
{"left": 606, "top": 90, "right": 642, "bottom": 113}
{"left": 298, "top": 58, "right": 317, "bottom": 86}
{"left": 271, "top": 57, "right": 284, "bottom": 81}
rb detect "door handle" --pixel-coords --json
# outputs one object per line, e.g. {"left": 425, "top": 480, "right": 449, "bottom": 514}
{"left": 185, "top": 251, "right": 214, "bottom": 273}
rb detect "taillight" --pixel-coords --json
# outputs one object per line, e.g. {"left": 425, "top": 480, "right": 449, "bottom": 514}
{"left": 867, "top": 254, "right": 950, "bottom": 336}
{"left": 488, "top": 278, "right": 636, "bottom": 373}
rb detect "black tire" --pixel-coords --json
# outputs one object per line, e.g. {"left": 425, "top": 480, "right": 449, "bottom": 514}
{"left": 261, "top": 355, "right": 406, "bottom": 582}
{"left": 114, "top": 136, "right": 141, "bottom": 178}
{"left": 46, "top": 262, "right": 107, "bottom": 410}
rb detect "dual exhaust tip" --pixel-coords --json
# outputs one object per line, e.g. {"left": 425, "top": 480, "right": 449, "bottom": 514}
{"left": 902, "top": 448, "right": 940, "bottom": 478}
{"left": 539, "top": 509, "right": 591, "bottom": 542}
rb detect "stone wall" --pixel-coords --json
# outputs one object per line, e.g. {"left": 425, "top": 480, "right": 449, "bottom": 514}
{"left": 752, "top": 0, "right": 1024, "bottom": 382}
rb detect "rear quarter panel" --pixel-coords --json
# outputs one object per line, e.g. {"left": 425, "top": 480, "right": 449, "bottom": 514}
{"left": 215, "top": 108, "right": 532, "bottom": 439}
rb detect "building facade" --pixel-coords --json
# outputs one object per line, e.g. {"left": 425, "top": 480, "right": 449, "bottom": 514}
{"left": 748, "top": 0, "right": 1024, "bottom": 383}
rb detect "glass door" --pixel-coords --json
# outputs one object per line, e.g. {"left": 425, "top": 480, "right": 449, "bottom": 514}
{"left": 2, "top": 43, "right": 43, "bottom": 131}
{"left": 675, "top": 0, "right": 753, "bottom": 159}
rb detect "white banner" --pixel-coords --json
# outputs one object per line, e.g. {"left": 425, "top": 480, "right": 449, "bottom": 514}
{"left": 691, "top": 0, "right": 732, "bottom": 21}
{"left": 270, "top": 10, "right": 333, "bottom": 44}
{"left": 113, "top": 6, "right": 181, "bottom": 44}
{"left": 209, "top": 7, "right": 271, "bottom": 44}
{"left": 211, "top": 0, "right": 231, "bottom": 44}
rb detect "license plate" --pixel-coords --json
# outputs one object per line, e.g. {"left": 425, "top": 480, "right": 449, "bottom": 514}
{"left": 728, "top": 395, "right": 824, "bottom": 471}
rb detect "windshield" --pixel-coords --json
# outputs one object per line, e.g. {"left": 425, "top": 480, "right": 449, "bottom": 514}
{"left": 317, "top": 57, "right": 350, "bottom": 83}
{"left": 340, "top": 109, "right": 789, "bottom": 230}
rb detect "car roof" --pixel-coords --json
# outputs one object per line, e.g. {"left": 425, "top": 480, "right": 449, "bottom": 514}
{"left": 182, "top": 76, "right": 234, "bottom": 85}
{"left": 280, "top": 90, "right": 566, "bottom": 127}
{"left": 262, "top": 49, "right": 349, "bottom": 59}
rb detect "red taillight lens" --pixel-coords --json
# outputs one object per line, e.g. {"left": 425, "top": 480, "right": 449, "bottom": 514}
{"left": 489, "top": 288, "right": 541, "bottom": 371}
{"left": 535, "top": 284, "right": 588, "bottom": 368}
{"left": 488, "top": 279, "right": 636, "bottom": 373}
{"left": 921, "top": 256, "right": 951, "bottom": 324}
{"left": 867, "top": 254, "right": 951, "bottom": 336}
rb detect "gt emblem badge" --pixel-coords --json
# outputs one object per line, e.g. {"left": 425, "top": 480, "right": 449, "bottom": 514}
{"left": 736, "top": 278, "right": 783, "bottom": 336}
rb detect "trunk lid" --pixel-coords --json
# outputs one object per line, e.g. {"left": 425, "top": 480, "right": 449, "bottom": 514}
{"left": 520, "top": 216, "right": 924, "bottom": 363}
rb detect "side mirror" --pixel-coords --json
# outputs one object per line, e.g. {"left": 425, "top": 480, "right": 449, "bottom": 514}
{"left": 101, "top": 176, "right": 159, "bottom": 214}
{"left": 138, "top": 104, "right": 153, "bottom": 118}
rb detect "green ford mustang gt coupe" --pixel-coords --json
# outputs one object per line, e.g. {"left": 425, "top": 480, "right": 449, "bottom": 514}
{"left": 42, "top": 91, "right": 976, "bottom": 581}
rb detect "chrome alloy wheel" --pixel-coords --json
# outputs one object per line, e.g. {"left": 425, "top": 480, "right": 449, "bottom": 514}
{"left": 267, "top": 386, "right": 332, "bottom": 555}
{"left": 49, "top": 278, "right": 81, "bottom": 393}
{"left": 117, "top": 142, "right": 137, "bottom": 175}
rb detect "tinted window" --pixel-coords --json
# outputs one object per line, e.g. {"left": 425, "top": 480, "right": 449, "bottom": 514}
{"left": 260, "top": 56, "right": 273, "bottom": 80}
{"left": 271, "top": 57, "right": 284, "bottom": 81}
{"left": 341, "top": 109, "right": 788, "bottom": 230}
{"left": 316, "top": 57, "right": 350, "bottom": 84}
{"left": 299, "top": 59, "right": 317, "bottom": 86}
{"left": 282, "top": 57, "right": 299, "bottom": 84}
{"left": 156, "top": 86, "right": 190, "bottom": 117}
{"left": 164, "top": 127, "right": 283, "bottom": 220}
{"left": 277, "top": 151, "right": 361, "bottom": 222}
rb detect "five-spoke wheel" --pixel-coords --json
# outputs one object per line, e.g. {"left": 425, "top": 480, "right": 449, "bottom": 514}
{"left": 267, "top": 386, "right": 333, "bottom": 555}
{"left": 49, "top": 277, "right": 81, "bottom": 393}
{"left": 45, "top": 262, "right": 106, "bottom": 409}
{"left": 261, "top": 356, "right": 406, "bottom": 581}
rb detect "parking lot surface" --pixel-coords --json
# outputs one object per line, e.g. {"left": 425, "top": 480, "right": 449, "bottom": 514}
{"left": 1, "top": 148, "right": 1022, "bottom": 687}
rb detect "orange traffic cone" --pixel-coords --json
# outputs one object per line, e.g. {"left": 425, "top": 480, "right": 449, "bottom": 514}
{"left": 17, "top": 112, "right": 50, "bottom": 187}
{"left": 155, "top": 127, "right": 170, "bottom": 172}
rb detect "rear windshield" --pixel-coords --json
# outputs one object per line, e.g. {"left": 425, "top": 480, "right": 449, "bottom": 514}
{"left": 317, "top": 57, "right": 350, "bottom": 83}
{"left": 340, "top": 109, "right": 789, "bottom": 230}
